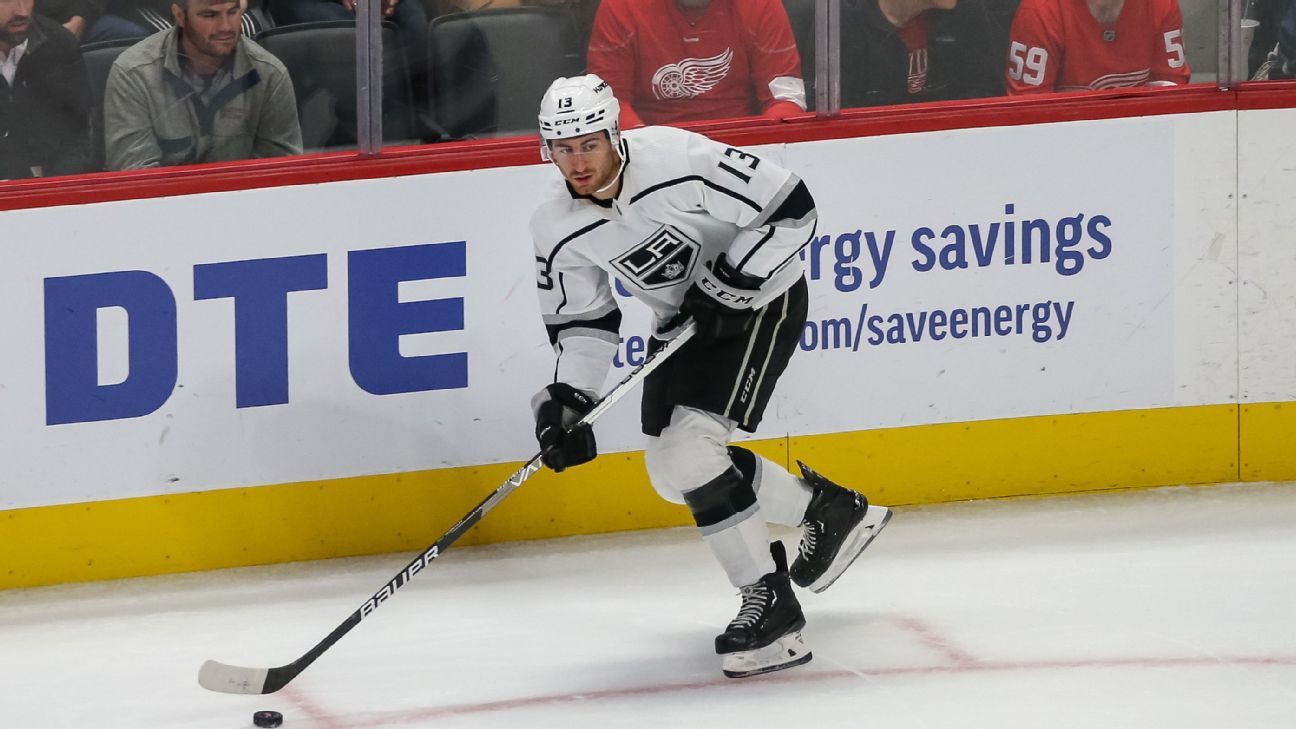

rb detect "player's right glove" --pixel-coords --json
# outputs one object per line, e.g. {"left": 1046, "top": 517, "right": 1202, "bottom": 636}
{"left": 532, "top": 383, "right": 598, "bottom": 473}
{"left": 681, "top": 254, "right": 764, "bottom": 343}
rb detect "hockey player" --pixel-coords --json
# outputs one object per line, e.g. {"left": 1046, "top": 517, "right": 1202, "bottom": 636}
{"left": 528, "top": 74, "right": 891, "bottom": 678}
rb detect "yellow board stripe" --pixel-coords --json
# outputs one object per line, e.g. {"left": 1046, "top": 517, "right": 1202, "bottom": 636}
{"left": 0, "top": 404, "right": 1263, "bottom": 591}
{"left": 1241, "top": 402, "right": 1296, "bottom": 481}
{"left": 791, "top": 404, "right": 1240, "bottom": 504}
{"left": 0, "top": 454, "right": 679, "bottom": 591}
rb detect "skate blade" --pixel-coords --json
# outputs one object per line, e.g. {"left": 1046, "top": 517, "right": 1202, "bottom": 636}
{"left": 807, "top": 505, "right": 892, "bottom": 594}
{"left": 721, "top": 631, "right": 813, "bottom": 679}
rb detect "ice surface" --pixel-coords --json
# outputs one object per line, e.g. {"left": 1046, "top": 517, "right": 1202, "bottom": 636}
{"left": 2, "top": 482, "right": 1294, "bottom": 728}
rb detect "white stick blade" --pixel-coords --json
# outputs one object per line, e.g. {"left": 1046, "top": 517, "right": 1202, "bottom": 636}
{"left": 198, "top": 659, "right": 270, "bottom": 694}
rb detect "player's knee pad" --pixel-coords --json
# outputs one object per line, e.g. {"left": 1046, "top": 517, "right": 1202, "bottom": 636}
{"left": 681, "top": 461, "right": 759, "bottom": 536}
{"left": 726, "top": 445, "right": 761, "bottom": 492}
{"left": 643, "top": 407, "right": 735, "bottom": 503}
{"left": 644, "top": 430, "right": 729, "bottom": 505}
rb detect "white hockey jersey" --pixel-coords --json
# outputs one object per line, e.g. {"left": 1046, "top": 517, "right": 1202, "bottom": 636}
{"left": 530, "top": 125, "right": 817, "bottom": 393}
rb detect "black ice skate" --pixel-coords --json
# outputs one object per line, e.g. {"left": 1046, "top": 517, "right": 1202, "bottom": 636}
{"left": 790, "top": 461, "right": 892, "bottom": 593}
{"left": 715, "top": 541, "right": 813, "bottom": 679}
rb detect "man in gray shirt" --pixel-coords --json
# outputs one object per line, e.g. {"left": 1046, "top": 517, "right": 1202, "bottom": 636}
{"left": 103, "top": 0, "right": 301, "bottom": 169}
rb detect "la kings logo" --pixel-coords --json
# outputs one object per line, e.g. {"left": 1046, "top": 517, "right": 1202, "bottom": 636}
{"left": 612, "top": 225, "right": 700, "bottom": 290}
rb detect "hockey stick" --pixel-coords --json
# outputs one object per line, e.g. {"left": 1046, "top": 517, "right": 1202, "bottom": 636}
{"left": 198, "top": 322, "right": 696, "bottom": 695}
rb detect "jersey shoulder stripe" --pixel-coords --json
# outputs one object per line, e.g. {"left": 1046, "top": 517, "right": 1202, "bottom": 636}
{"left": 545, "top": 218, "right": 613, "bottom": 266}
{"left": 622, "top": 125, "right": 772, "bottom": 213}
{"left": 629, "top": 175, "right": 762, "bottom": 212}
{"left": 532, "top": 193, "right": 613, "bottom": 262}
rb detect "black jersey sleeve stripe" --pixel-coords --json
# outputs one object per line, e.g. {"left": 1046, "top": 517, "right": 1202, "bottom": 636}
{"left": 554, "top": 272, "right": 569, "bottom": 315}
{"left": 763, "top": 180, "right": 815, "bottom": 225}
{"left": 768, "top": 222, "right": 819, "bottom": 274}
{"left": 544, "top": 307, "right": 623, "bottom": 346}
{"left": 734, "top": 226, "right": 777, "bottom": 271}
{"left": 629, "top": 176, "right": 762, "bottom": 212}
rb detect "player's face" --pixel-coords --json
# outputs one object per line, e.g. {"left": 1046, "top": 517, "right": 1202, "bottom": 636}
{"left": 0, "top": 0, "right": 34, "bottom": 50}
{"left": 550, "top": 132, "right": 621, "bottom": 198}
{"left": 173, "top": 0, "right": 245, "bottom": 61}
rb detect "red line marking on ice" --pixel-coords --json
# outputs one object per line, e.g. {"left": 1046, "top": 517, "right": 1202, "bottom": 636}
{"left": 283, "top": 684, "right": 347, "bottom": 729}
{"left": 310, "top": 653, "right": 1296, "bottom": 727}
{"left": 892, "top": 615, "right": 979, "bottom": 667}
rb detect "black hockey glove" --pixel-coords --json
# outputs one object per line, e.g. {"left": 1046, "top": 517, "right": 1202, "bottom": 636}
{"left": 681, "top": 254, "right": 764, "bottom": 343}
{"left": 533, "top": 383, "right": 598, "bottom": 473}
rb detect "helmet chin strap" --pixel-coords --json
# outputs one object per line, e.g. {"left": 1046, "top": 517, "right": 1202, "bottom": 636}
{"left": 593, "top": 140, "right": 628, "bottom": 195}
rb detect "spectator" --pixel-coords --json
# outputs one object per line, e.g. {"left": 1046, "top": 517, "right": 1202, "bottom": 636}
{"left": 586, "top": 0, "right": 806, "bottom": 127}
{"left": 426, "top": 0, "right": 590, "bottom": 18}
{"left": 84, "top": 0, "right": 267, "bottom": 44}
{"left": 838, "top": 0, "right": 1010, "bottom": 107}
{"left": 102, "top": 0, "right": 302, "bottom": 169}
{"left": 35, "top": 0, "right": 105, "bottom": 40}
{"left": 1, "top": 0, "right": 91, "bottom": 179}
{"left": 1254, "top": 0, "right": 1296, "bottom": 79}
{"left": 84, "top": 0, "right": 170, "bottom": 43}
{"left": 1005, "top": 0, "right": 1190, "bottom": 94}
{"left": 426, "top": 0, "right": 521, "bottom": 14}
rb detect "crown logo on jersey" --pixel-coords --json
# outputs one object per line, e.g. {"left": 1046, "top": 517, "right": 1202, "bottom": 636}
{"left": 651, "top": 48, "right": 734, "bottom": 100}
{"left": 1103, "top": 29, "right": 1117, "bottom": 42}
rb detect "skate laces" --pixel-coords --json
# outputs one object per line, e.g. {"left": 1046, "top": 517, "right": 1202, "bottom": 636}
{"left": 728, "top": 583, "right": 771, "bottom": 629}
{"left": 799, "top": 521, "right": 822, "bottom": 561}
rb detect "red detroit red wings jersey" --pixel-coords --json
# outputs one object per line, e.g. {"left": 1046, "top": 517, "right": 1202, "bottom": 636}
{"left": 896, "top": 12, "right": 932, "bottom": 95}
{"left": 587, "top": 0, "right": 804, "bottom": 125}
{"left": 1006, "top": 0, "right": 1191, "bottom": 93}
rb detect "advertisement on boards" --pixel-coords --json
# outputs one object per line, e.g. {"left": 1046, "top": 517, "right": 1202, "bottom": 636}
{"left": 0, "top": 117, "right": 1175, "bottom": 509}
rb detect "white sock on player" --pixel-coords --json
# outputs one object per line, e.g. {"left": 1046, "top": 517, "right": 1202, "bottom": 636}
{"left": 700, "top": 509, "right": 778, "bottom": 588}
{"left": 750, "top": 455, "right": 814, "bottom": 527}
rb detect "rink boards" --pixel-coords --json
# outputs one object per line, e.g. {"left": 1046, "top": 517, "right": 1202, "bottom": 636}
{"left": 1, "top": 107, "right": 1294, "bottom": 589}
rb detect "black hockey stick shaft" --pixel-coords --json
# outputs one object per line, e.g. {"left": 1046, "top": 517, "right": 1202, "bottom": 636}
{"left": 198, "top": 322, "right": 695, "bottom": 695}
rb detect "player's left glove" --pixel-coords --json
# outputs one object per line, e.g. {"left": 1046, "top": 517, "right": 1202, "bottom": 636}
{"left": 681, "top": 254, "right": 764, "bottom": 343}
{"left": 532, "top": 383, "right": 598, "bottom": 473}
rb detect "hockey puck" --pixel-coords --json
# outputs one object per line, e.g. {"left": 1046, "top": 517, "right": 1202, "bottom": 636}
{"left": 252, "top": 710, "right": 283, "bottom": 728}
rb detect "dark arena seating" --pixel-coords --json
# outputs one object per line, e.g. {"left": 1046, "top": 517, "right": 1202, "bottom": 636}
{"left": 80, "top": 38, "right": 139, "bottom": 171}
{"left": 256, "top": 20, "right": 419, "bottom": 151}
{"left": 427, "top": 6, "right": 584, "bottom": 139}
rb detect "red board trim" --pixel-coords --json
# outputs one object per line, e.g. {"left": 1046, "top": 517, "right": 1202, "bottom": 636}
{"left": 0, "top": 83, "right": 1281, "bottom": 213}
